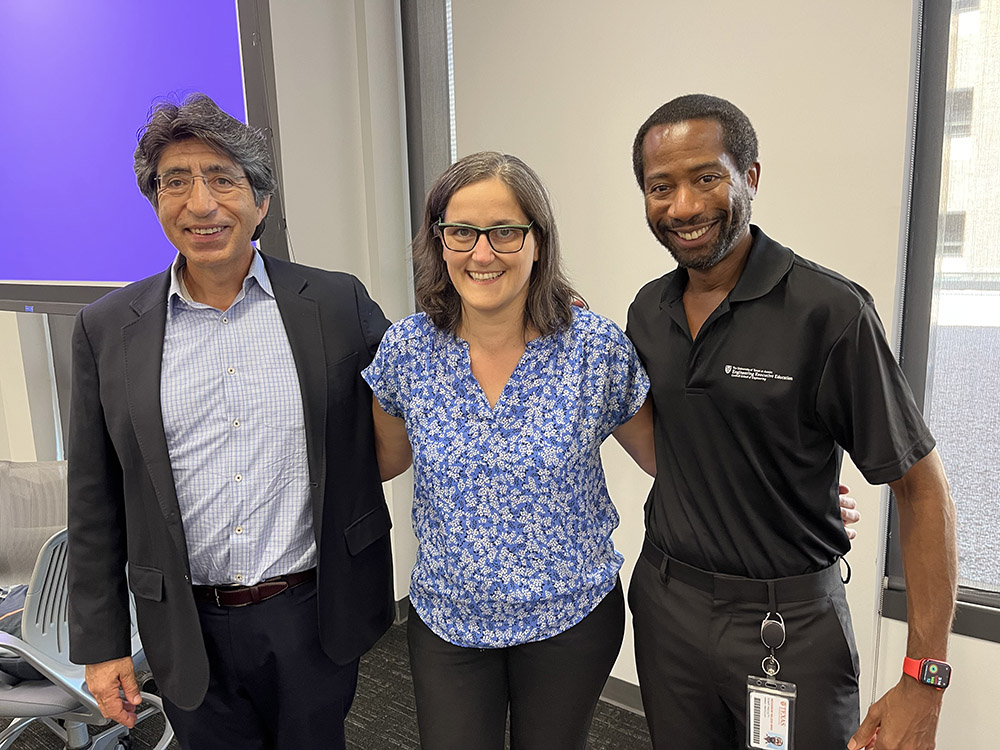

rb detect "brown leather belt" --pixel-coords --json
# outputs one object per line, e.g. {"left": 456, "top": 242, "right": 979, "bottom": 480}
{"left": 192, "top": 568, "right": 316, "bottom": 607}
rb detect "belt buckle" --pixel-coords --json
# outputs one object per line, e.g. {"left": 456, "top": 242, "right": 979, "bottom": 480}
{"left": 214, "top": 588, "right": 221, "bottom": 607}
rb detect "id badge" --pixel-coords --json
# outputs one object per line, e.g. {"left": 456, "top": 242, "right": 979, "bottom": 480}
{"left": 746, "top": 675, "right": 796, "bottom": 749}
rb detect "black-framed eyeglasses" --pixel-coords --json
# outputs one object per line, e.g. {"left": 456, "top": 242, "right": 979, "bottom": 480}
{"left": 155, "top": 171, "right": 247, "bottom": 199}
{"left": 435, "top": 220, "right": 534, "bottom": 253}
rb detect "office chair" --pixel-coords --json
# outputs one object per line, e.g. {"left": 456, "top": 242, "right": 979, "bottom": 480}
{"left": 0, "top": 529, "right": 173, "bottom": 750}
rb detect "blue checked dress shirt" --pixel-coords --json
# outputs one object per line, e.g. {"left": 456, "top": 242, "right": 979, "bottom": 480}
{"left": 160, "top": 251, "right": 314, "bottom": 586}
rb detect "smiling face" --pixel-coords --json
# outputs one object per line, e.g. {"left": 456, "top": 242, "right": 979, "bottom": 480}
{"left": 441, "top": 177, "right": 539, "bottom": 325}
{"left": 641, "top": 118, "right": 758, "bottom": 270}
{"left": 154, "top": 139, "right": 268, "bottom": 275}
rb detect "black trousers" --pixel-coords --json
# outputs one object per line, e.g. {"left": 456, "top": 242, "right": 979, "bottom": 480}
{"left": 629, "top": 552, "right": 859, "bottom": 750}
{"left": 162, "top": 579, "right": 359, "bottom": 750}
{"left": 407, "top": 578, "right": 625, "bottom": 750}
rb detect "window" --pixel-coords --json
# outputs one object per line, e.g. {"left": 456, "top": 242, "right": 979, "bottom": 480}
{"left": 885, "top": 0, "right": 1000, "bottom": 641}
{"left": 940, "top": 212, "right": 965, "bottom": 258}
{"left": 944, "top": 88, "right": 973, "bottom": 138}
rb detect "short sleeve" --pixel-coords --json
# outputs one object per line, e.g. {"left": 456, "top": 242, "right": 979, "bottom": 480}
{"left": 815, "top": 302, "right": 935, "bottom": 484}
{"left": 592, "top": 315, "right": 651, "bottom": 434}
{"left": 361, "top": 320, "right": 410, "bottom": 419}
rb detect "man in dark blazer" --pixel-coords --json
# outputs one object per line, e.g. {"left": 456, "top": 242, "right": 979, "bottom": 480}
{"left": 67, "top": 94, "right": 395, "bottom": 750}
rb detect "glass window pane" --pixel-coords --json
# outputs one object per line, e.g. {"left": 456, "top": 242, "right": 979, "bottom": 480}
{"left": 925, "top": 1, "right": 1000, "bottom": 594}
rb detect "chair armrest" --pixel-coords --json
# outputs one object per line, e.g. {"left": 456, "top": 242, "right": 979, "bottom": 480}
{"left": 0, "top": 631, "right": 99, "bottom": 713}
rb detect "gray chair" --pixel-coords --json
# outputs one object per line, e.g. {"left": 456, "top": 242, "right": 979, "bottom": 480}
{"left": 0, "top": 530, "right": 173, "bottom": 750}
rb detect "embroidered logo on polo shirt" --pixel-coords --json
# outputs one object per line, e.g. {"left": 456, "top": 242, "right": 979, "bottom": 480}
{"left": 725, "top": 364, "right": 794, "bottom": 383}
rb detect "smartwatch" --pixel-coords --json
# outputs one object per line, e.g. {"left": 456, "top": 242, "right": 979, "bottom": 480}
{"left": 902, "top": 657, "right": 951, "bottom": 690}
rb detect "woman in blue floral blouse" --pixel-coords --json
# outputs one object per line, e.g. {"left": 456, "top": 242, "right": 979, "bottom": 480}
{"left": 362, "top": 151, "right": 859, "bottom": 749}
{"left": 363, "top": 151, "right": 655, "bottom": 749}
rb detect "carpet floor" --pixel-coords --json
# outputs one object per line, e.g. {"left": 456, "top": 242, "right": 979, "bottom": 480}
{"left": 2, "top": 621, "right": 652, "bottom": 748}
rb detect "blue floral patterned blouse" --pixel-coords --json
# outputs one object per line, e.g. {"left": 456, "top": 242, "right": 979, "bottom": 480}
{"left": 362, "top": 308, "right": 649, "bottom": 648}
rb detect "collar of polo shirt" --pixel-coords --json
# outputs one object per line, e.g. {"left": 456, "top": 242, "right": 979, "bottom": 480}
{"left": 658, "top": 225, "right": 795, "bottom": 309}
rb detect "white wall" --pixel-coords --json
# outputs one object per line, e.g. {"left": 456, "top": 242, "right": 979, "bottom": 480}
{"left": 267, "top": 0, "right": 418, "bottom": 600}
{"left": 450, "top": 0, "right": 998, "bottom": 745}
{"left": 0, "top": 310, "right": 62, "bottom": 463}
{"left": 0, "top": 311, "right": 34, "bottom": 462}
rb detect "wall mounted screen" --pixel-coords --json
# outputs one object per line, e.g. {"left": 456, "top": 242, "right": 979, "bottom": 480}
{"left": 0, "top": 1, "right": 247, "bottom": 285}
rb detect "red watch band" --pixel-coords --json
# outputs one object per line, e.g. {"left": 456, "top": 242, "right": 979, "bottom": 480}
{"left": 902, "top": 656, "right": 923, "bottom": 681}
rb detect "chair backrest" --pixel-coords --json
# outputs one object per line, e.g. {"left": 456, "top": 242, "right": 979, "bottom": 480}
{"left": 0, "top": 460, "right": 68, "bottom": 586}
{"left": 21, "top": 529, "right": 72, "bottom": 666}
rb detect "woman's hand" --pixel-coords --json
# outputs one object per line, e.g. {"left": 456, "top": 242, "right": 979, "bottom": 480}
{"left": 839, "top": 483, "right": 860, "bottom": 540}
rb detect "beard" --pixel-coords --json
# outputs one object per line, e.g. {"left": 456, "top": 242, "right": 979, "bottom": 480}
{"left": 647, "top": 184, "right": 753, "bottom": 271}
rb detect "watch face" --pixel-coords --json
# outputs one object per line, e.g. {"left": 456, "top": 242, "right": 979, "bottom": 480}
{"left": 920, "top": 660, "right": 951, "bottom": 688}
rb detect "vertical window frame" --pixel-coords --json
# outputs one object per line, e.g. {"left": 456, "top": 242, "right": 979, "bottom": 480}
{"left": 884, "top": 0, "right": 1000, "bottom": 642}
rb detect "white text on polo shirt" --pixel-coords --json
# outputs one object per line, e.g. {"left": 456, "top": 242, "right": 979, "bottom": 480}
{"left": 724, "top": 364, "right": 794, "bottom": 382}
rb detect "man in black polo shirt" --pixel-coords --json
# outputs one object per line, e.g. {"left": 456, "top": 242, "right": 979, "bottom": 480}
{"left": 626, "top": 94, "right": 957, "bottom": 750}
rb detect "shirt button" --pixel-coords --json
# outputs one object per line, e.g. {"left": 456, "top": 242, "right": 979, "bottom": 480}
{"left": 227, "top": 367, "right": 235, "bottom": 375}
{"left": 233, "top": 419, "right": 241, "bottom": 428}
{"left": 235, "top": 525, "right": 244, "bottom": 534}
{"left": 222, "top": 316, "right": 229, "bottom": 324}
{"left": 234, "top": 473, "right": 243, "bottom": 482}
{"left": 234, "top": 573, "right": 244, "bottom": 582}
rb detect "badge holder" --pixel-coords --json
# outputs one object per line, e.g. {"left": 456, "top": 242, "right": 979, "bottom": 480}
{"left": 746, "top": 587, "right": 797, "bottom": 749}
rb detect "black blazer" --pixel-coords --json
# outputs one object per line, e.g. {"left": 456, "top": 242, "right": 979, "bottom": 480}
{"left": 66, "top": 255, "right": 394, "bottom": 710}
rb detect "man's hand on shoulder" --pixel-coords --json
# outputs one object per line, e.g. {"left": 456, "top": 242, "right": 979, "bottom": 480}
{"left": 85, "top": 656, "right": 142, "bottom": 728}
{"left": 848, "top": 676, "right": 943, "bottom": 749}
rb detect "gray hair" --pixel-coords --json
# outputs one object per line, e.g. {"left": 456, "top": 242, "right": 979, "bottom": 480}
{"left": 632, "top": 94, "right": 759, "bottom": 188}
{"left": 412, "top": 151, "right": 584, "bottom": 336}
{"left": 133, "top": 93, "right": 276, "bottom": 210}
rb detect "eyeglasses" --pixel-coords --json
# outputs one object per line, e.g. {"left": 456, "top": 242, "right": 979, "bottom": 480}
{"left": 435, "top": 220, "right": 534, "bottom": 253}
{"left": 155, "top": 171, "right": 247, "bottom": 199}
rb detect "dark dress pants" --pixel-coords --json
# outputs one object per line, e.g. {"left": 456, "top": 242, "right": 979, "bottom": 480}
{"left": 407, "top": 578, "right": 625, "bottom": 750}
{"left": 162, "top": 578, "right": 359, "bottom": 750}
{"left": 629, "top": 554, "right": 860, "bottom": 750}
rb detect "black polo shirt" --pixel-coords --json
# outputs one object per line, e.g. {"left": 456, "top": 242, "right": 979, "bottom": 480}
{"left": 627, "top": 226, "right": 934, "bottom": 579}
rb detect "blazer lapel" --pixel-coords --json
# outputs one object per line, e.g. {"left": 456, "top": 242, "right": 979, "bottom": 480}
{"left": 266, "top": 257, "right": 328, "bottom": 537}
{"left": 122, "top": 271, "right": 188, "bottom": 558}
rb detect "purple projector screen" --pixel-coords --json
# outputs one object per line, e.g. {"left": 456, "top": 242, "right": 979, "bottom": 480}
{"left": 0, "top": 2, "right": 247, "bottom": 284}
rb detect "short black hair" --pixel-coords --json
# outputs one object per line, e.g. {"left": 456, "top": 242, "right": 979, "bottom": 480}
{"left": 632, "top": 94, "right": 758, "bottom": 188}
